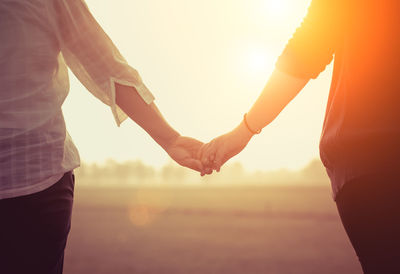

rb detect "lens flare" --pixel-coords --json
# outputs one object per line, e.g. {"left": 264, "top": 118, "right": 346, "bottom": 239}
{"left": 128, "top": 189, "right": 173, "bottom": 227}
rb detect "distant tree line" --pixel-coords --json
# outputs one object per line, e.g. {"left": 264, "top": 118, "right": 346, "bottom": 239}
{"left": 75, "top": 158, "right": 330, "bottom": 186}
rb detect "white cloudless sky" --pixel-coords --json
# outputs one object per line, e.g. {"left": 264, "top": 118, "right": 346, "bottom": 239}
{"left": 62, "top": 0, "right": 333, "bottom": 171}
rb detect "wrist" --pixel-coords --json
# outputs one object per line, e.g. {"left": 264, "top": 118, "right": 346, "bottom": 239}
{"left": 159, "top": 130, "right": 180, "bottom": 151}
{"left": 243, "top": 113, "right": 261, "bottom": 135}
{"left": 235, "top": 120, "right": 254, "bottom": 141}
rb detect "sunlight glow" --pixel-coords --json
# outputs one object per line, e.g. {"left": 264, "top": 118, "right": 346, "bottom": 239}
{"left": 63, "top": 0, "right": 328, "bottom": 172}
{"left": 237, "top": 44, "right": 275, "bottom": 78}
{"left": 247, "top": 49, "right": 272, "bottom": 74}
{"left": 263, "top": 0, "right": 291, "bottom": 20}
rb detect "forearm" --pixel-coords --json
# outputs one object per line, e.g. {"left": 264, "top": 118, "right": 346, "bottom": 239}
{"left": 115, "top": 83, "right": 179, "bottom": 150}
{"left": 200, "top": 69, "right": 309, "bottom": 170}
{"left": 245, "top": 69, "right": 309, "bottom": 132}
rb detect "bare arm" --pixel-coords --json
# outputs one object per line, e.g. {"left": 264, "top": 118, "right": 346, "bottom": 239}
{"left": 116, "top": 83, "right": 206, "bottom": 172}
{"left": 53, "top": 0, "right": 205, "bottom": 173}
{"left": 199, "top": 70, "right": 308, "bottom": 173}
{"left": 115, "top": 83, "right": 179, "bottom": 150}
{"left": 199, "top": 0, "right": 339, "bottom": 173}
{"left": 246, "top": 70, "right": 308, "bottom": 132}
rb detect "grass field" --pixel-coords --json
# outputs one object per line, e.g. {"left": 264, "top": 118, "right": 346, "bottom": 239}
{"left": 64, "top": 184, "right": 362, "bottom": 274}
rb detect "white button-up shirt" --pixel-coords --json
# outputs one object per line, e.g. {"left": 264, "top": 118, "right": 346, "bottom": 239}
{"left": 0, "top": 0, "right": 155, "bottom": 199}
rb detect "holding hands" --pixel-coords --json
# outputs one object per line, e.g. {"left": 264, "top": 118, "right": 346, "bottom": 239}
{"left": 191, "top": 70, "right": 308, "bottom": 175}
{"left": 164, "top": 135, "right": 208, "bottom": 173}
{"left": 162, "top": 120, "right": 254, "bottom": 176}
{"left": 164, "top": 71, "right": 306, "bottom": 175}
{"left": 119, "top": 69, "right": 303, "bottom": 176}
{"left": 198, "top": 116, "right": 257, "bottom": 176}
{"left": 164, "top": 117, "right": 256, "bottom": 176}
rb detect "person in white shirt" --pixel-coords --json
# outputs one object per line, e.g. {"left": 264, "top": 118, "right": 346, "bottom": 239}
{"left": 0, "top": 0, "right": 207, "bottom": 273}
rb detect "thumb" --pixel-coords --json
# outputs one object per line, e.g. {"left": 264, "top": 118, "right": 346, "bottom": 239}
{"left": 197, "top": 143, "right": 208, "bottom": 164}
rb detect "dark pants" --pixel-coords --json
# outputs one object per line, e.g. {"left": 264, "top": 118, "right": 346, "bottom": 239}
{"left": 0, "top": 172, "right": 75, "bottom": 274}
{"left": 336, "top": 174, "right": 400, "bottom": 274}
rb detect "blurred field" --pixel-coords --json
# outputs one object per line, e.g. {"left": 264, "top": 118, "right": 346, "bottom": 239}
{"left": 64, "top": 184, "right": 362, "bottom": 274}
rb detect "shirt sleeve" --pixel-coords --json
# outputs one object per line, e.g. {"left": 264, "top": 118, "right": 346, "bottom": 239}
{"left": 276, "top": 0, "right": 342, "bottom": 79}
{"left": 52, "top": 0, "right": 155, "bottom": 126}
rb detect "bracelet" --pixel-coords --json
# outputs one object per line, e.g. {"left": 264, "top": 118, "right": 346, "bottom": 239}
{"left": 243, "top": 113, "right": 261, "bottom": 135}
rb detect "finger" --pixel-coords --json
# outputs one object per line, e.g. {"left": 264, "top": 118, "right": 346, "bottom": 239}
{"left": 198, "top": 143, "right": 218, "bottom": 175}
{"left": 208, "top": 153, "right": 215, "bottom": 165}
{"left": 202, "top": 142, "right": 218, "bottom": 169}
{"left": 200, "top": 142, "right": 214, "bottom": 167}
{"left": 198, "top": 144, "right": 211, "bottom": 176}
{"left": 197, "top": 144, "right": 205, "bottom": 161}
{"left": 183, "top": 158, "right": 213, "bottom": 175}
{"left": 181, "top": 158, "right": 204, "bottom": 173}
{"left": 201, "top": 164, "right": 214, "bottom": 176}
{"left": 176, "top": 136, "right": 204, "bottom": 161}
{"left": 201, "top": 167, "right": 213, "bottom": 176}
{"left": 196, "top": 143, "right": 209, "bottom": 164}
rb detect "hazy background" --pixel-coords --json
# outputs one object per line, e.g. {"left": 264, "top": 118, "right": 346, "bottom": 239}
{"left": 65, "top": 160, "right": 362, "bottom": 274}
{"left": 62, "top": 1, "right": 362, "bottom": 273}
{"left": 75, "top": 158, "right": 330, "bottom": 187}
{"left": 62, "top": 0, "right": 333, "bottom": 172}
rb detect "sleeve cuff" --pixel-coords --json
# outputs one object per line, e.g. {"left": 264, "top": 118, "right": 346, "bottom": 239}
{"left": 275, "top": 46, "right": 334, "bottom": 80}
{"left": 110, "top": 77, "right": 155, "bottom": 127}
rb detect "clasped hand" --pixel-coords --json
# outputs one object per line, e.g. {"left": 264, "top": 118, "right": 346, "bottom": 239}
{"left": 198, "top": 120, "right": 253, "bottom": 175}
{"left": 165, "top": 121, "right": 253, "bottom": 175}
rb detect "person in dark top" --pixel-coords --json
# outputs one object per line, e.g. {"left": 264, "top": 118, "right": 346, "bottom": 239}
{"left": 199, "top": 1, "right": 400, "bottom": 272}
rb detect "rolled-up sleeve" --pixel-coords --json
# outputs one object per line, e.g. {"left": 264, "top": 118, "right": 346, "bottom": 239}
{"left": 53, "top": 0, "right": 155, "bottom": 126}
{"left": 276, "top": 0, "right": 342, "bottom": 79}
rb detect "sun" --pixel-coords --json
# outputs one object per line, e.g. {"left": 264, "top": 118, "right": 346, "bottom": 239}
{"left": 265, "top": 0, "right": 289, "bottom": 18}
{"left": 246, "top": 49, "right": 273, "bottom": 74}
{"left": 268, "top": 1, "right": 286, "bottom": 12}
{"left": 252, "top": 0, "right": 293, "bottom": 21}
{"left": 231, "top": 39, "right": 275, "bottom": 79}
{"left": 236, "top": 42, "right": 275, "bottom": 78}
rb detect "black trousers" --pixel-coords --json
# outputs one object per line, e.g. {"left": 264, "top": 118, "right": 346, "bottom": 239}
{"left": 336, "top": 174, "right": 400, "bottom": 274}
{"left": 0, "top": 172, "right": 75, "bottom": 274}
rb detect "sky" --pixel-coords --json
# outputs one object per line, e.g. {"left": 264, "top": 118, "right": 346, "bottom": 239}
{"left": 62, "top": 0, "right": 333, "bottom": 172}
